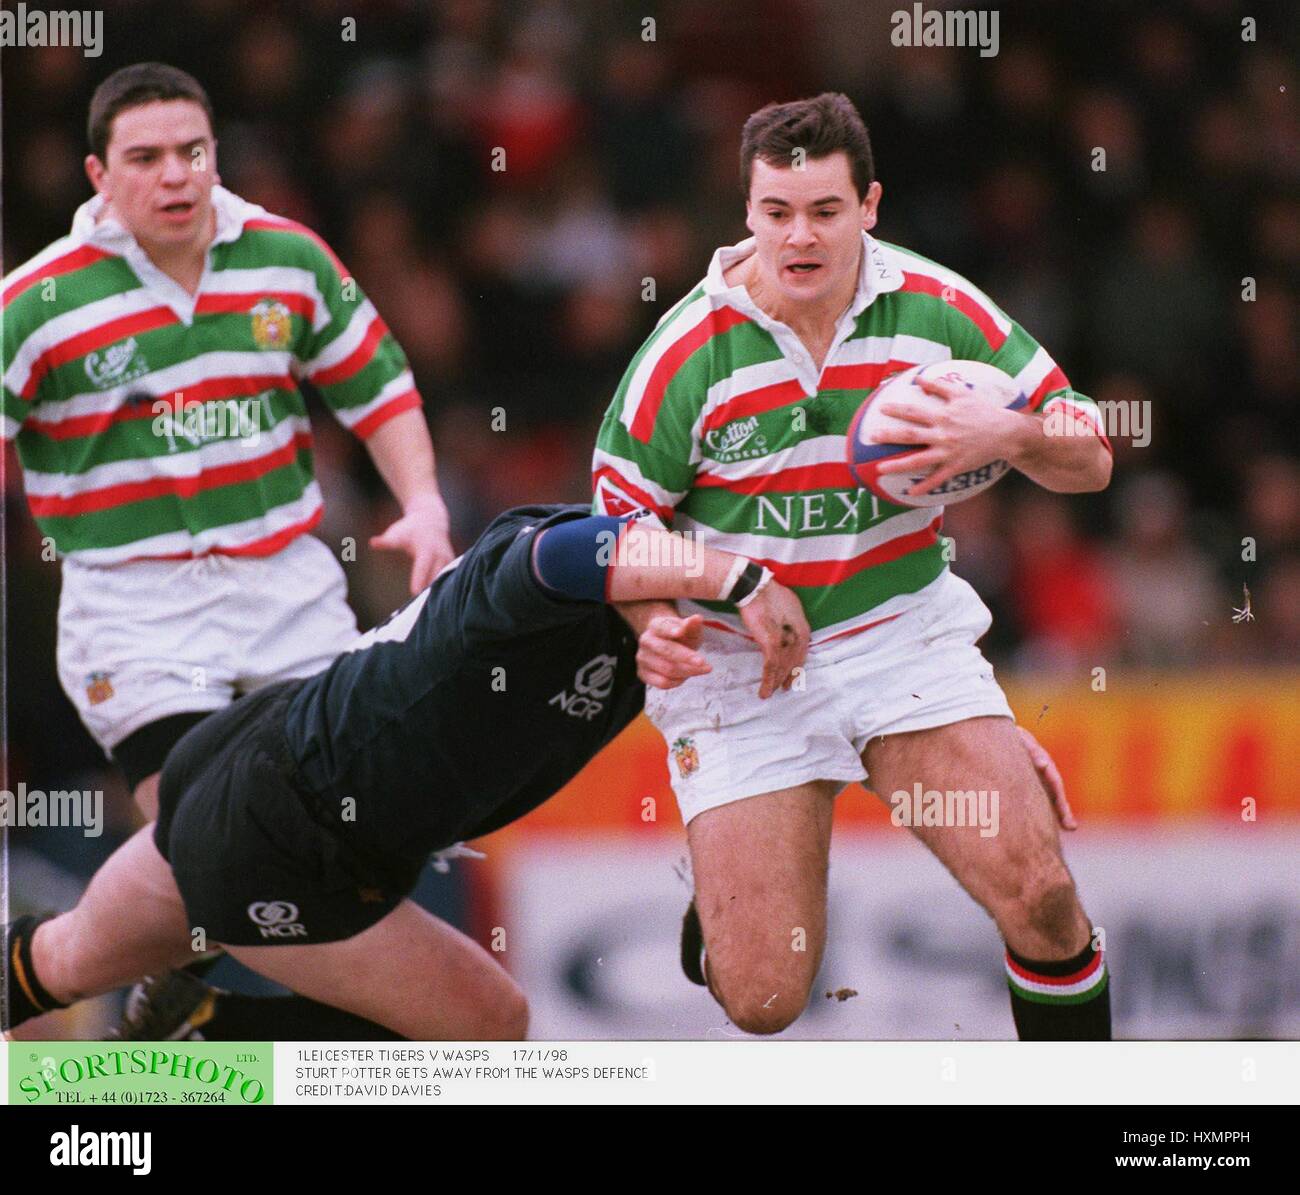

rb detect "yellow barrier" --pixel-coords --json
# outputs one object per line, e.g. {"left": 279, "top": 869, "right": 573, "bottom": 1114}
{"left": 484, "top": 672, "right": 1300, "bottom": 841}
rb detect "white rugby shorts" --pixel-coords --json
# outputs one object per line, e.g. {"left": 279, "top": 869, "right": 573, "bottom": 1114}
{"left": 646, "top": 569, "right": 1014, "bottom": 824}
{"left": 56, "top": 533, "right": 360, "bottom": 752}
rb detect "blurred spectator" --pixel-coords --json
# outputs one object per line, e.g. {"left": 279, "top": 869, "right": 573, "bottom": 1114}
{"left": 1106, "top": 473, "right": 1222, "bottom": 667}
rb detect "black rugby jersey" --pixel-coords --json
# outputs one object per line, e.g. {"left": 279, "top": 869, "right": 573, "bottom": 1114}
{"left": 281, "top": 504, "right": 644, "bottom": 865}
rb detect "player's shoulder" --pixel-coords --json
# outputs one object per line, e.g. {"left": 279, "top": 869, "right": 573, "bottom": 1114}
{"left": 230, "top": 195, "right": 347, "bottom": 277}
{"left": 875, "top": 237, "right": 1006, "bottom": 316}
{"left": 1, "top": 233, "right": 120, "bottom": 329}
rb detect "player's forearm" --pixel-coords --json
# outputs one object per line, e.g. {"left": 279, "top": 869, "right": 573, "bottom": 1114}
{"left": 363, "top": 407, "right": 443, "bottom": 510}
{"left": 1007, "top": 412, "right": 1112, "bottom": 493}
{"left": 606, "top": 525, "right": 758, "bottom": 604}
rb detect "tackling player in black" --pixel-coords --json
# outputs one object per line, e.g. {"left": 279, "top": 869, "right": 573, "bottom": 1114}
{"left": 4, "top": 505, "right": 808, "bottom": 1041}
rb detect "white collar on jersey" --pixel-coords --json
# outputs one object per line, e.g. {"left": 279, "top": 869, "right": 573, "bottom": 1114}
{"left": 703, "top": 230, "right": 905, "bottom": 320}
{"left": 68, "top": 184, "right": 268, "bottom": 253}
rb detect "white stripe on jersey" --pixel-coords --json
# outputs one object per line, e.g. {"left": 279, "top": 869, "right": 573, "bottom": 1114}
{"left": 303, "top": 298, "right": 380, "bottom": 375}
{"left": 63, "top": 483, "right": 324, "bottom": 564}
{"left": 23, "top": 414, "right": 312, "bottom": 498}
{"left": 618, "top": 291, "right": 714, "bottom": 434}
{"left": 331, "top": 370, "right": 415, "bottom": 430}
{"left": 27, "top": 350, "right": 297, "bottom": 427}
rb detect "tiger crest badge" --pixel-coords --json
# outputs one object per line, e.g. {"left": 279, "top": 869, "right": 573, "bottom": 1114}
{"left": 671, "top": 736, "right": 699, "bottom": 779}
{"left": 251, "top": 299, "right": 292, "bottom": 349}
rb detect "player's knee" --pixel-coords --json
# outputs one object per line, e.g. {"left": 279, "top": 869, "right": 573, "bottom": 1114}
{"left": 723, "top": 986, "right": 806, "bottom": 1036}
{"left": 478, "top": 979, "right": 529, "bottom": 1040}
{"left": 1003, "top": 859, "right": 1081, "bottom": 948}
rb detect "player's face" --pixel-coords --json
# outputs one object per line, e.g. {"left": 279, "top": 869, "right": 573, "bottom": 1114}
{"left": 744, "top": 152, "right": 880, "bottom": 307}
{"left": 86, "top": 100, "right": 217, "bottom": 252}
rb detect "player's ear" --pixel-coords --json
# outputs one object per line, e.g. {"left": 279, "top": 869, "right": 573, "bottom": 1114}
{"left": 744, "top": 201, "right": 755, "bottom": 236}
{"left": 85, "top": 154, "right": 108, "bottom": 197}
{"left": 861, "top": 180, "right": 883, "bottom": 232}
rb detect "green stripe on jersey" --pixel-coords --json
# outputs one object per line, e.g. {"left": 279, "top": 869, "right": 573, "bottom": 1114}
{"left": 37, "top": 447, "right": 315, "bottom": 554}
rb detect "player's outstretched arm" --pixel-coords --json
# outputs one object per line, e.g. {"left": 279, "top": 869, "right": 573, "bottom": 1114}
{"left": 533, "top": 518, "right": 809, "bottom": 698}
{"left": 609, "top": 524, "right": 809, "bottom": 698}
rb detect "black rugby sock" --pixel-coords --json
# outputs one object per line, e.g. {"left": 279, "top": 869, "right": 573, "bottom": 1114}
{"left": 200, "top": 991, "right": 405, "bottom": 1041}
{"left": 4, "top": 914, "right": 69, "bottom": 1029}
{"left": 1005, "top": 940, "right": 1111, "bottom": 1040}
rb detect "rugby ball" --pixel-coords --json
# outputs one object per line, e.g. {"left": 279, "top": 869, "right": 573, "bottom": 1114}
{"left": 846, "top": 359, "right": 1028, "bottom": 507}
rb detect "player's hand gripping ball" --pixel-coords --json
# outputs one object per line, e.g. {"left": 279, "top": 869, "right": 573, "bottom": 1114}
{"left": 846, "top": 359, "right": 1028, "bottom": 507}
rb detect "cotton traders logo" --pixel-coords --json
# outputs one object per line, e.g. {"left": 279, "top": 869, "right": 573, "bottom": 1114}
{"left": 84, "top": 337, "right": 149, "bottom": 389}
{"left": 247, "top": 900, "right": 307, "bottom": 938}
{"left": 549, "top": 654, "right": 618, "bottom": 721}
{"left": 704, "top": 416, "right": 769, "bottom": 462}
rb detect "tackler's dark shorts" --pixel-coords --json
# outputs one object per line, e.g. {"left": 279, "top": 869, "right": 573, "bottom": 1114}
{"left": 154, "top": 681, "right": 422, "bottom": 947}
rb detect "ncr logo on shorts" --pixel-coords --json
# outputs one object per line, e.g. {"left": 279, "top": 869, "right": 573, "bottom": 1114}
{"left": 247, "top": 900, "right": 307, "bottom": 939}
{"left": 549, "top": 654, "right": 618, "bottom": 721}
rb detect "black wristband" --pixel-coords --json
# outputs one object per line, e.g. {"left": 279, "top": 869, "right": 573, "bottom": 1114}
{"left": 726, "top": 561, "right": 767, "bottom": 605}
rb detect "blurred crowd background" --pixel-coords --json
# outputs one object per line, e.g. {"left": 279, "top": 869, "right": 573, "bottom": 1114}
{"left": 3, "top": 0, "right": 1297, "bottom": 853}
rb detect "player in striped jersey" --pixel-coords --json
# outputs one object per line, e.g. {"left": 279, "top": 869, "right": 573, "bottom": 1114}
{"left": 2, "top": 63, "right": 453, "bottom": 815}
{"left": 593, "top": 94, "right": 1114, "bottom": 1039}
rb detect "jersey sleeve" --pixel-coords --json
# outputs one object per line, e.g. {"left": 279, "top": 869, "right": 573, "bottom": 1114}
{"left": 591, "top": 304, "right": 708, "bottom": 525}
{"left": 940, "top": 280, "right": 1111, "bottom": 452}
{"left": 458, "top": 509, "right": 607, "bottom": 645}
{"left": 294, "top": 234, "right": 423, "bottom": 439}
{"left": 1, "top": 290, "right": 37, "bottom": 442}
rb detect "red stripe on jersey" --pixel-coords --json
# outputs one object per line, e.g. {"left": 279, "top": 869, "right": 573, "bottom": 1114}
{"left": 309, "top": 314, "right": 390, "bottom": 387}
{"left": 139, "top": 505, "right": 324, "bottom": 561}
{"left": 244, "top": 217, "right": 350, "bottom": 278}
{"left": 818, "top": 359, "right": 918, "bottom": 392}
{"left": 900, "top": 272, "right": 1007, "bottom": 351}
{"left": 752, "top": 516, "right": 942, "bottom": 588}
{"left": 629, "top": 306, "right": 750, "bottom": 443}
{"left": 1027, "top": 365, "right": 1070, "bottom": 410}
{"left": 25, "top": 374, "right": 296, "bottom": 441}
{"left": 592, "top": 465, "right": 675, "bottom": 522}
{"left": 195, "top": 290, "right": 315, "bottom": 321}
{"left": 699, "top": 377, "right": 805, "bottom": 435}
{"left": 27, "top": 431, "right": 313, "bottom": 517}
{"left": 695, "top": 460, "right": 857, "bottom": 494}
{"left": 1006, "top": 950, "right": 1103, "bottom": 987}
{"left": 22, "top": 306, "right": 178, "bottom": 400}
{"left": 3, "top": 246, "right": 114, "bottom": 307}
{"left": 350, "top": 388, "right": 422, "bottom": 438}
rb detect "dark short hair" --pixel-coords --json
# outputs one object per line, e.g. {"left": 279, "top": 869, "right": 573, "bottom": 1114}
{"left": 740, "top": 92, "right": 875, "bottom": 200}
{"left": 87, "top": 62, "right": 214, "bottom": 161}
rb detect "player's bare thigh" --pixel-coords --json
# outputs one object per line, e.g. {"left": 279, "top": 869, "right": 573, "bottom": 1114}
{"left": 133, "top": 772, "right": 162, "bottom": 820}
{"left": 686, "top": 780, "right": 837, "bottom": 1034}
{"left": 225, "top": 900, "right": 528, "bottom": 1041}
{"left": 862, "top": 716, "right": 1091, "bottom": 958}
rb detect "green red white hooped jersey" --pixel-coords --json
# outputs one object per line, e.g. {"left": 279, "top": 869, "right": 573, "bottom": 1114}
{"left": 2, "top": 185, "right": 421, "bottom": 563}
{"left": 592, "top": 232, "right": 1109, "bottom": 643}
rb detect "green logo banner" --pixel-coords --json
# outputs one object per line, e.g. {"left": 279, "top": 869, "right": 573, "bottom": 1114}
{"left": 9, "top": 1042, "right": 273, "bottom": 1106}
